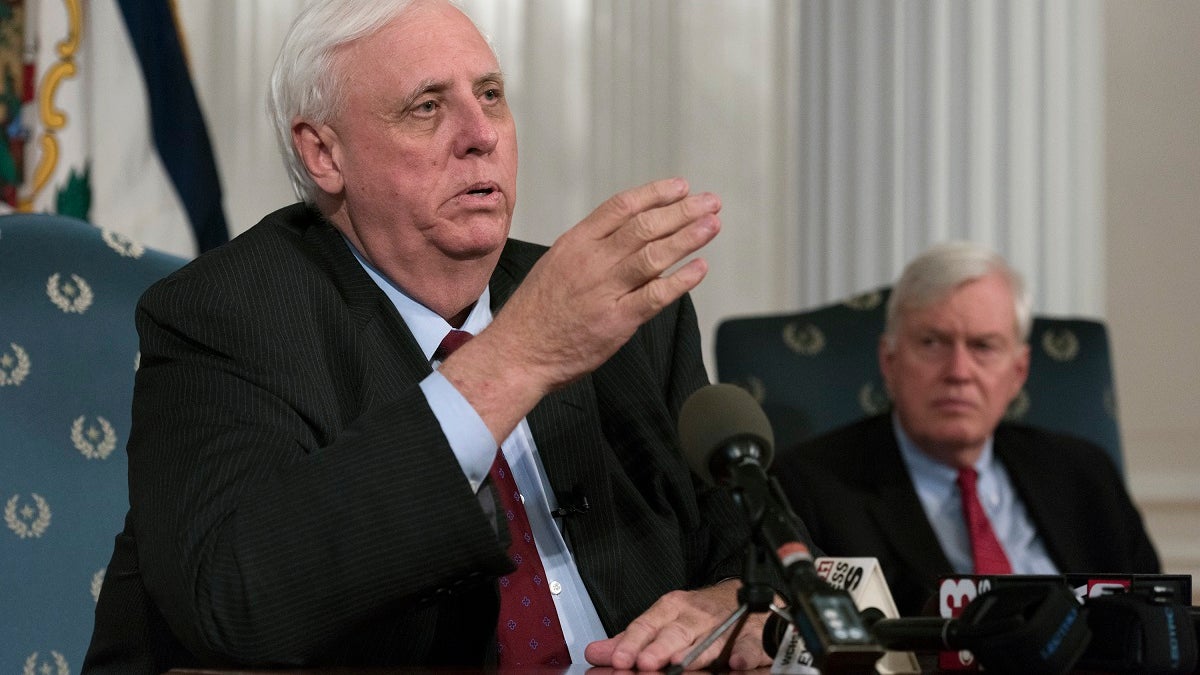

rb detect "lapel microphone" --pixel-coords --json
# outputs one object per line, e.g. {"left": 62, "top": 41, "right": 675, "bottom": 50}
{"left": 551, "top": 489, "right": 590, "bottom": 518}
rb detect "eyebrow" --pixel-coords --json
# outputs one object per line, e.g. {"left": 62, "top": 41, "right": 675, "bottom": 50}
{"left": 396, "top": 77, "right": 448, "bottom": 112}
{"left": 917, "top": 329, "right": 1014, "bottom": 348}
{"left": 396, "top": 71, "right": 505, "bottom": 112}
{"left": 477, "top": 71, "right": 504, "bottom": 87}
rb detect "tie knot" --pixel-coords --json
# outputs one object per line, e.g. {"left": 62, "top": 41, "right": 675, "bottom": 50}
{"left": 434, "top": 329, "right": 473, "bottom": 361}
{"left": 950, "top": 468, "right": 979, "bottom": 499}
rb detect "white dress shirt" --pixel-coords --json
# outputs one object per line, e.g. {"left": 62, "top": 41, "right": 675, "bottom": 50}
{"left": 892, "top": 414, "right": 1059, "bottom": 576}
{"left": 349, "top": 245, "right": 607, "bottom": 662}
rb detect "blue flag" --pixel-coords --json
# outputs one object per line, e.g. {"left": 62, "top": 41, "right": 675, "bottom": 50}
{"left": 115, "top": 0, "right": 228, "bottom": 252}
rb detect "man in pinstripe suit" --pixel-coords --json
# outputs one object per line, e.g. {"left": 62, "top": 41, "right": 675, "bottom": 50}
{"left": 83, "top": 0, "right": 776, "bottom": 672}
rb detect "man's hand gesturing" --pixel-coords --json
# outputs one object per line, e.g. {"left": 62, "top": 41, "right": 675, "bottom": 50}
{"left": 439, "top": 177, "right": 721, "bottom": 444}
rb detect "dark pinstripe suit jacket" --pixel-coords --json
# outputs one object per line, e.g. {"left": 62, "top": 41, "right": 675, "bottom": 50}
{"left": 82, "top": 203, "right": 749, "bottom": 673}
{"left": 771, "top": 414, "right": 1160, "bottom": 618}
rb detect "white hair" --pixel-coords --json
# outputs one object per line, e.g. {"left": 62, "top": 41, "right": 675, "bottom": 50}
{"left": 883, "top": 241, "right": 1033, "bottom": 346}
{"left": 267, "top": 0, "right": 422, "bottom": 204}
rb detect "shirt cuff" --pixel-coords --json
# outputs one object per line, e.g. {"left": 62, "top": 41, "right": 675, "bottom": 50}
{"left": 420, "top": 370, "right": 497, "bottom": 491}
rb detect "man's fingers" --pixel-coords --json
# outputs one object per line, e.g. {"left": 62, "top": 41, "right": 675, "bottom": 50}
{"left": 609, "top": 191, "right": 721, "bottom": 254}
{"left": 616, "top": 210, "right": 720, "bottom": 284}
{"left": 606, "top": 606, "right": 679, "bottom": 669}
{"left": 632, "top": 619, "right": 698, "bottom": 671}
{"left": 496, "top": 177, "right": 719, "bottom": 395}
{"left": 585, "top": 584, "right": 769, "bottom": 672}
{"left": 584, "top": 591, "right": 706, "bottom": 670}
{"left": 630, "top": 258, "right": 709, "bottom": 317}
{"left": 587, "top": 177, "right": 692, "bottom": 238}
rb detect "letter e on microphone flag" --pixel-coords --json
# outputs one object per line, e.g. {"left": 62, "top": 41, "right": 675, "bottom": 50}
{"left": 0, "top": 0, "right": 227, "bottom": 256}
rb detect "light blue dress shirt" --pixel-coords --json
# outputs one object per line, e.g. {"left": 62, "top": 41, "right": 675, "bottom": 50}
{"left": 892, "top": 414, "right": 1058, "bottom": 576}
{"left": 349, "top": 245, "right": 607, "bottom": 662}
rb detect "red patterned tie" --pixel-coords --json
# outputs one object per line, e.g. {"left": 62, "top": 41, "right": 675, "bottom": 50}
{"left": 432, "top": 329, "right": 473, "bottom": 362}
{"left": 434, "top": 330, "right": 570, "bottom": 666}
{"left": 957, "top": 468, "right": 1013, "bottom": 575}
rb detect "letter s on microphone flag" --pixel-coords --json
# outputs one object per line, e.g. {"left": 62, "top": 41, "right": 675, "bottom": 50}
{"left": 1, "top": 0, "right": 228, "bottom": 256}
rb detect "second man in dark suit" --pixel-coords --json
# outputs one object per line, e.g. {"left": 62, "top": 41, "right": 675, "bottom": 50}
{"left": 772, "top": 241, "right": 1159, "bottom": 617}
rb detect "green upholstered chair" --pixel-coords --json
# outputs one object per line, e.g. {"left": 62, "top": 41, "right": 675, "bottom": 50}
{"left": 714, "top": 287, "right": 1123, "bottom": 474}
{"left": 0, "top": 213, "right": 187, "bottom": 674}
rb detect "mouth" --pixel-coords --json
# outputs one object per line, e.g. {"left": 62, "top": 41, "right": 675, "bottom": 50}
{"left": 932, "top": 397, "right": 977, "bottom": 413}
{"left": 461, "top": 182, "right": 499, "bottom": 198}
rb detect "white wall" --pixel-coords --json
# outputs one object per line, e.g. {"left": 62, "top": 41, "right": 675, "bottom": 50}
{"left": 1105, "top": 0, "right": 1200, "bottom": 603}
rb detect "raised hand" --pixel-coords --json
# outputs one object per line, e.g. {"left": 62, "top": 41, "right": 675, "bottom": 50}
{"left": 439, "top": 177, "right": 721, "bottom": 443}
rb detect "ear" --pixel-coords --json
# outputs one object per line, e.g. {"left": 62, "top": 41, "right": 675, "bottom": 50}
{"left": 878, "top": 334, "right": 896, "bottom": 395}
{"left": 1008, "top": 343, "right": 1031, "bottom": 399}
{"left": 293, "top": 120, "right": 345, "bottom": 196}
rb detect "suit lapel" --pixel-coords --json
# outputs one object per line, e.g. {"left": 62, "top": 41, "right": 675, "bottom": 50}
{"left": 994, "top": 428, "right": 1079, "bottom": 570}
{"left": 299, "top": 209, "right": 432, "bottom": 394}
{"left": 862, "top": 419, "right": 955, "bottom": 579}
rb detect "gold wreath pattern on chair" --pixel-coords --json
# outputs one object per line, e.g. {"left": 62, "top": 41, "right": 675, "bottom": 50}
{"left": 715, "top": 287, "right": 1123, "bottom": 473}
{"left": 0, "top": 213, "right": 187, "bottom": 673}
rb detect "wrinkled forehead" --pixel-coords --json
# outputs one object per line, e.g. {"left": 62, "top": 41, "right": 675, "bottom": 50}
{"left": 898, "top": 277, "right": 1020, "bottom": 337}
{"left": 331, "top": 0, "right": 499, "bottom": 84}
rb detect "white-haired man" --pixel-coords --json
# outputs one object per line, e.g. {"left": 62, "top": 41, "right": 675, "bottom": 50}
{"left": 772, "top": 242, "right": 1159, "bottom": 617}
{"left": 83, "top": 0, "right": 776, "bottom": 671}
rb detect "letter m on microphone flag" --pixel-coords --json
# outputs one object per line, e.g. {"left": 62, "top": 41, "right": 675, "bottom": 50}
{"left": 115, "top": 0, "right": 228, "bottom": 252}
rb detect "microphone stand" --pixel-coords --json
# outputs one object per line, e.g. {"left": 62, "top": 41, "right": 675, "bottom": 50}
{"left": 668, "top": 540, "right": 782, "bottom": 675}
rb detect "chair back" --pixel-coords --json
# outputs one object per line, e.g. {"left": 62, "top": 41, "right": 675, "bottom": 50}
{"left": 715, "top": 287, "right": 1123, "bottom": 473}
{"left": 0, "top": 213, "right": 187, "bottom": 673}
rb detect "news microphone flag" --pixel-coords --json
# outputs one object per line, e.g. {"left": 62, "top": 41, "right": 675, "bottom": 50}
{"left": 934, "top": 573, "right": 1193, "bottom": 671}
{"left": 771, "top": 557, "right": 920, "bottom": 675}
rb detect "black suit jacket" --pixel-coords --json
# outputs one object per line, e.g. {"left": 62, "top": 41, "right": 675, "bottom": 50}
{"left": 83, "top": 203, "right": 750, "bottom": 673}
{"left": 771, "top": 414, "right": 1160, "bottom": 617}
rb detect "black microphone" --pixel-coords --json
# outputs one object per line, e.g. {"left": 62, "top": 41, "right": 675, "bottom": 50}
{"left": 762, "top": 608, "right": 976, "bottom": 658}
{"left": 1076, "top": 586, "right": 1198, "bottom": 673}
{"left": 861, "top": 583, "right": 1091, "bottom": 675}
{"left": 679, "top": 384, "right": 884, "bottom": 671}
{"left": 859, "top": 607, "right": 971, "bottom": 652}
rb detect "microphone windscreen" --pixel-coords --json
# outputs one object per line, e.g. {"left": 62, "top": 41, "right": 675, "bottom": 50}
{"left": 678, "top": 383, "right": 775, "bottom": 482}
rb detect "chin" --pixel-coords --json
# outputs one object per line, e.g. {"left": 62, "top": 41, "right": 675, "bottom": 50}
{"left": 449, "top": 234, "right": 508, "bottom": 261}
{"left": 439, "top": 220, "right": 510, "bottom": 258}
{"left": 939, "top": 431, "right": 989, "bottom": 452}
{"left": 920, "top": 419, "right": 986, "bottom": 446}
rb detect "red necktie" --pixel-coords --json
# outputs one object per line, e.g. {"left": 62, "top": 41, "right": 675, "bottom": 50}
{"left": 434, "top": 330, "right": 570, "bottom": 666}
{"left": 432, "top": 329, "right": 473, "bottom": 362}
{"left": 956, "top": 468, "right": 1013, "bottom": 575}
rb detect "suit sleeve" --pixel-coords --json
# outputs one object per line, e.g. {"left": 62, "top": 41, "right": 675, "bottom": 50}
{"left": 661, "top": 293, "right": 753, "bottom": 586}
{"left": 631, "top": 293, "right": 771, "bottom": 585}
{"left": 1090, "top": 449, "right": 1161, "bottom": 574}
{"left": 127, "top": 271, "right": 510, "bottom": 665}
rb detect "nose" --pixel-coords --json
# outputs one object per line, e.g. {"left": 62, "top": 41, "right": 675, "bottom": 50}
{"left": 943, "top": 341, "right": 973, "bottom": 380}
{"left": 453, "top": 100, "right": 499, "bottom": 157}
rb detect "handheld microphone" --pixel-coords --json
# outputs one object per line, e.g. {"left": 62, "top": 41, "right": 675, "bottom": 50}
{"left": 679, "top": 384, "right": 884, "bottom": 671}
